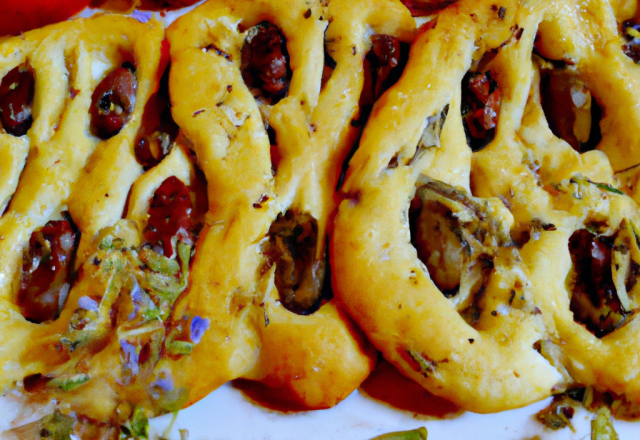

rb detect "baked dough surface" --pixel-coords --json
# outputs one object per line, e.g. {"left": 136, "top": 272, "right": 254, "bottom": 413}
{"left": 165, "top": 0, "right": 414, "bottom": 410}
{"left": 3, "top": 0, "right": 640, "bottom": 431}
{"left": 334, "top": 0, "right": 640, "bottom": 413}
{"left": 0, "top": 13, "right": 167, "bottom": 422}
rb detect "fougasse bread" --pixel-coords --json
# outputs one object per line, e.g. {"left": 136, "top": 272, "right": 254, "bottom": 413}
{"left": 161, "top": 0, "right": 415, "bottom": 411}
{"left": 0, "top": 13, "right": 169, "bottom": 429}
{"left": 4, "top": 0, "right": 640, "bottom": 435}
{"left": 334, "top": 0, "right": 640, "bottom": 415}
{"left": 0, "top": 0, "right": 418, "bottom": 435}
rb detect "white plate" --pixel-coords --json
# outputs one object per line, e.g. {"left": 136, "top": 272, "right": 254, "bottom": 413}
{"left": 149, "top": 379, "right": 639, "bottom": 440}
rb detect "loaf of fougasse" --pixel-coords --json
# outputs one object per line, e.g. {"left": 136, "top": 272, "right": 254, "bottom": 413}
{"left": 334, "top": 0, "right": 640, "bottom": 417}
{"left": 0, "top": 12, "right": 173, "bottom": 430}
{"left": 162, "top": 0, "right": 415, "bottom": 412}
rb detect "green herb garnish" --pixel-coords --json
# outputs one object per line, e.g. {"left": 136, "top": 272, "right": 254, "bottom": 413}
{"left": 591, "top": 407, "right": 619, "bottom": 440}
{"left": 38, "top": 411, "right": 75, "bottom": 440}
{"left": 46, "top": 374, "right": 90, "bottom": 392}
{"left": 139, "top": 248, "right": 180, "bottom": 276}
{"left": 406, "top": 350, "right": 434, "bottom": 378}
{"left": 594, "top": 182, "right": 624, "bottom": 195}
{"left": 121, "top": 406, "right": 149, "bottom": 440}
{"left": 165, "top": 340, "right": 195, "bottom": 356}
{"left": 370, "top": 427, "right": 428, "bottom": 440}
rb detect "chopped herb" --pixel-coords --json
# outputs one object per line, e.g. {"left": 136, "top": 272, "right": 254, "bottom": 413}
{"left": 535, "top": 394, "right": 578, "bottom": 431}
{"left": 406, "top": 350, "right": 434, "bottom": 377}
{"left": 536, "top": 407, "right": 571, "bottom": 430}
{"left": 46, "top": 373, "right": 90, "bottom": 392}
{"left": 59, "top": 336, "right": 82, "bottom": 352}
{"left": 585, "top": 223, "right": 601, "bottom": 236}
{"left": 139, "top": 248, "right": 180, "bottom": 276}
{"left": 99, "top": 235, "right": 114, "bottom": 250}
{"left": 591, "top": 407, "right": 619, "bottom": 440}
{"left": 417, "top": 104, "right": 449, "bottom": 151}
{"left": 38, "top": 411, "right": 75, "bottom": 440}
{"left": 158, "top": 387, "right": 189, "bottom": 413}
{"left": 121, "top": 406, "right": 149, "bottom": 440}
{"left": 165, "top": 340, "right": 195, "bottom": 356}
{"left": 566, "top": 387, "right": 586, "bottom": 402}
{"left": 144, "top": 242, "right": 192, "bottom": 315}
{"left": 370, "top": 427, "right": 428, "bottom": 440}
{"left": 142, "top": 307, "right": 162, "bottom": 321}
{"left": 594, "top": 182, "right": 624, "bottom": 195}
{"left": 576, "top": 176, "right": 624, "bottom": 195}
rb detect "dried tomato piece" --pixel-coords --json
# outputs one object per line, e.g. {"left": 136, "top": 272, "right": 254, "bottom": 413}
{"left": 23, "top": 373, "right": 51, "bottom": 393}
{"left": 17, "top": 219, "right": 78, "bottom": 323}
{"left": 0, "top": 66, "right": 35, "bottom": 137}
{"left": 143, "top": 176, "right": 193, "bottom": 258}
{"left": 241, "top": 22, "right": 291, "bottom": 102}
{"left": 134, "top": 66, "right": 178, "bottom": 169}
{"left": 134, "top": 0, "right": 200, "bottom": 10}
{"left": 90, "top": 64, "right": 137, "bottom": 140}
{"left": 364, "top": 34, "right": 408, "bottom": 104}
{"left": 569, "top": 229, "right": 626, "bottom": 338}
{"left": 461, "top": 71, "right": 501, "bottom": 151}
{"left": 134, "top": 138, "right": 159, "bottom": 169}
{"left": 400, "top": 0, "right": 458, "bottom": 16}
{"left": 340, "top": 35, "right": 409, "bottom": 188}
{"left": 370, "top": 35, "right": 401, "bottom": 98}
{"left": 0, "top": 0, "right": 90, "bottom": 37}
{"left": 468, "top": 72, "right": 490, "bottom": 103}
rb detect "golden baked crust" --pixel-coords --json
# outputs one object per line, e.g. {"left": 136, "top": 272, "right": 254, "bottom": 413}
{"left": 468, "top": 0, "right": 640, "bottom": 408}
{"left": 5, "top": 0, "right": 640, "bottom": 431}
{"left": 165, "top": 0, "right": 415, "bottom": 409}
{"left": 334, "top": 0, "right": 640, "bottom": 413}
{"left": 471, "top": 0, "right": 640, "bottom": 409}
{"left": 0, "top": 13, "right": 166, "bottom": 422}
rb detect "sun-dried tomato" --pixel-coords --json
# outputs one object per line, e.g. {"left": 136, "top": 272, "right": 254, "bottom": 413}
{"left": 134, "top": 65, "right": 178, "bottom": 169}
{"left": 569, "top": 230, "right": 626, "bottom": 337}
{"left": 143, "top": 176, "right": 193, "bottom": 258}
{"left": 0, "top": 66, "right": 35, "bottom": 137}
{"left": 90, "top": 65, "right": 137, "bottom": 140}
{"left": 0, "top": 0, "right": 90, "bottom": 37}
{"left": 400, "top": 0, "right": 458, "bottom": 16}
{"left": 461, "top": 71, "right": 501, "bottom": 151}
{"left": 242, "top": 22, "right": 291, "bottom": 102}
{"left": 17, "top": 220, "right": 78, "bottom": 323}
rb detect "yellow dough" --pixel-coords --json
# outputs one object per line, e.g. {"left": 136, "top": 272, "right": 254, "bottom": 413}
{"left": 469, "top": 0, "right": 640, "bottom": 408}
{"left": 165, "top": 0, "right": 414, "bottom": 410}
{"left": 334, "top": 0, "right": 640, "bottom": 413}
{"left": 0, "top": 13, "right": 166, "bottom": 423}
{"left": 5, "top": 0, "right": 640, "bottom": 432}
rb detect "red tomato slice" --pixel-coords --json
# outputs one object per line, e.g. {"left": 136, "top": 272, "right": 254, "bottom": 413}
{"left": 0, "top": 0, "right": 91, "bottom": 36}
